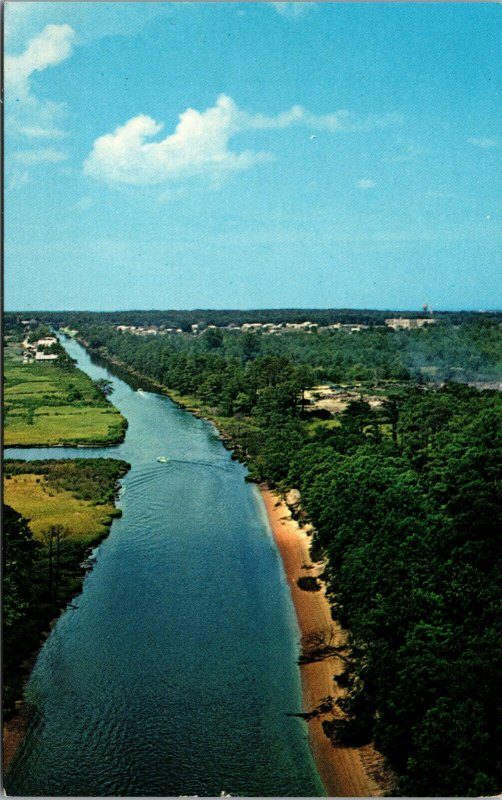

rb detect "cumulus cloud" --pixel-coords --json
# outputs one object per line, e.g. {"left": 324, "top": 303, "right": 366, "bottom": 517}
{"left": 5, "top": 23, "right": 76, "bottom": 139}
{"left": 85, "top": 94, "right": 402, "bottom": 186}
{"left": 84, "top": 95, "right": 271, "bottom": 185}
{"left": 5, "top": 23, "right": 75, "bottom": 96}
{"left": 467, "top": 137, "right": 498, "bottom": 149}
{"left": 356, "top": 179, "right": 376, "bottom": 190}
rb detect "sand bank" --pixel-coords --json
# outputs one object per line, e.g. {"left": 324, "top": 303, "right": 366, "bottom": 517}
{"left": 260, "top": 487, "right": 391, "bottom": 797}
{"left": 3, "top": 703, "right": 34, "bottom": 772}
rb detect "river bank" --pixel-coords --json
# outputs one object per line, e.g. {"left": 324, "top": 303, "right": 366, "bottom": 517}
{"left": 261, "top": 488, "right": 392, "bottom": 797}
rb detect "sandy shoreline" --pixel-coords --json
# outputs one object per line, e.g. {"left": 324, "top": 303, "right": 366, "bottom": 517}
{"left": 260, "top": 487, "right": 391, "bottom": 797}
{"left": 3, "top": 702, "right": 34, "bottom": 773}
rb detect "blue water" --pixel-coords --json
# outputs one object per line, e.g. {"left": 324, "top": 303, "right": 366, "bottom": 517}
{"left": 4, "top": 337, "right": 324, "bottom": 797}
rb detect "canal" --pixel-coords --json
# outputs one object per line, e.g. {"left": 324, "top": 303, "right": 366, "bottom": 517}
{"left": 4, "top": 336, "right": 324, "bottom": 796}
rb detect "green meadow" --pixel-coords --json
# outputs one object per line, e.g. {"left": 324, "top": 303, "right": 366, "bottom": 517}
{"left": 3, "top": 347, "right": 127, "bottom": 447}
{"left": 4, "top": 473, "right": 118, "bottom": 545}
{"left": 4, "top": 459, "right": 130, "bottom": 545}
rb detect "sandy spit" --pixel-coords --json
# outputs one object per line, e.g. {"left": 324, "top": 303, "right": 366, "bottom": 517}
{"left": 260, "top": 486, "right": 392, "bottom": 798}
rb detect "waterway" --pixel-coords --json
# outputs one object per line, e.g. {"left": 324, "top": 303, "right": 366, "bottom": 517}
{"left": 4, "top": 337, "right": 324, "bottom": 797}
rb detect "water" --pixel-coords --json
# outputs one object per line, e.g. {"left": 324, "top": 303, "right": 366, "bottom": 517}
{"left": 4, "top": 337, "right": 324, "bottom": 797}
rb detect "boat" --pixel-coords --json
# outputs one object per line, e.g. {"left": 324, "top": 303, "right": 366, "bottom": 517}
{"left": 156, "top": 456, "right": 169, "bottom": 463}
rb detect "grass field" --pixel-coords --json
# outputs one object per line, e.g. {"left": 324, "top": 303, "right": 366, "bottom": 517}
{"left": 3, "top": 345, "right": 127, "bottom": 446}
{"left": 3, "top": 473, "right": 120, "bottom": 545}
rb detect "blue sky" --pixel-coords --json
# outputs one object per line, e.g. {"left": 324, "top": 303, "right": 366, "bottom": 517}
{"left": 5, "top": 2, "right": 501, "bottom": 311}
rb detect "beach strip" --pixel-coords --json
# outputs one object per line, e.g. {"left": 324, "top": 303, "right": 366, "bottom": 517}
{"left": 260, "top": 487, "right": 389, "bottom": 798}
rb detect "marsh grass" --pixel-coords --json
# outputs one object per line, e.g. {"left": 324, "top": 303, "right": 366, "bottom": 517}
{"left": 3, "top": 348, "right": 127, "bottom": 446}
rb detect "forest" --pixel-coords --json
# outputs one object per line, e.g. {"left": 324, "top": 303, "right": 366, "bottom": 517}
{"left": 59, "top": 314, "right": 502, "bottom": 797}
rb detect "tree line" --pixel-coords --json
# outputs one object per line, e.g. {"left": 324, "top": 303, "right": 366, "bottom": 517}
{"left": 5, "top": 308, "right": 502, "bottom": 332}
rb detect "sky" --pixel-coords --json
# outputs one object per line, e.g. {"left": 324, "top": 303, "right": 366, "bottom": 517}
{"left": 4, "top": 1, "right": 501, "bottom": 311}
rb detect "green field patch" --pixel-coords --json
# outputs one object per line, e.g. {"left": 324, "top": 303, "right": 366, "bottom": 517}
{"left": 4, "top": 459, "right": 130, "bottom": 544}
{"left": 4, "top": 407, "right": 126, "bottom": 446}
{"left": 3, "top": 351, "right": 127, "bottom": 446}
{"left": 6, "top": 382, "right": 56, "bottom": 396}
{"left": 4, "top": 474, "right": 117, "bottom": 545}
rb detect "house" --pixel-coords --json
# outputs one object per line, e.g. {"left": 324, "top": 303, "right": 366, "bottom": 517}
{"left": 37, "top": 336, "right": 58, "bottom": 347}
{"left": 35, "top": 352, "right": 58, "bottom": 362}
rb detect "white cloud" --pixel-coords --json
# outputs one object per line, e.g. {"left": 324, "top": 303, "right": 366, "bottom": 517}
{"left": 270, "top": 3, "right": 313, "bottom": 18}
{"left": 5, "top": 23, "right": 75, "bottom": 97}
{"left": 14, "top": 148, "right": 69, "bottom": 165}
{"left": 4, "top": 2, "right": 33, "bottom": 45}
{"left": 85, "top": 94, "right": 402, "bottom": 186}
{"left": 5, "top": 23, "right": 76, "bottom": 139}
{"left": 247, "top": 106, "right": 401, "bottom": 133}
{"left": 356, "top": 179, "right": 376, "bottom": 190}
{"left": 84, "top": 95, "right": 271, "bottom": 185}
{"left": 5, "top": 3, "right": 173, "bottom": 48}
{"left": 467, "top": 137, "right": 498, "bottom": 149}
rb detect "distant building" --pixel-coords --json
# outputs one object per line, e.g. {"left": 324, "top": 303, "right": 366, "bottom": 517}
{"left": 241, "top": 323, "right": 263, "bottom": 332}
{"left": 35, "top": 352, "right": 58, "bottom": 362}
{"left": 284, "top": 321, "right": 318, "bottom": 332}
{"left": 385, "top": 318, "right": 437, "bottom": 330}
{"left": 37, "top": 337, "right": 58, "bottom": 347}
{"left": 136, "top": 327, "right": 158, "bottom": 336}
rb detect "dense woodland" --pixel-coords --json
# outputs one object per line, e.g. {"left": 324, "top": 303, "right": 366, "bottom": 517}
{"left": 3, "top": 312, "right": 502, "bottom": 794}
{"left": 70, "top": 314, "right": 502, "bottom": 385}
{"left": 3, "top": 460, "right": 130, "bottom": 716}
{"left": 61, "top": 315, "right": 502, "bottom": 797}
